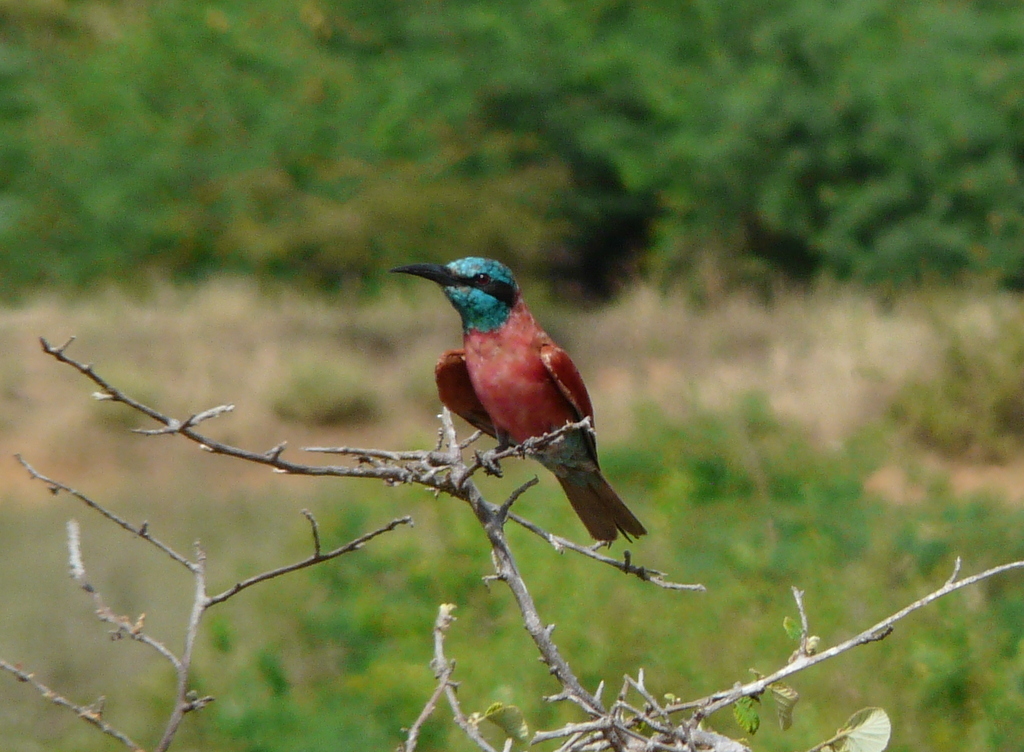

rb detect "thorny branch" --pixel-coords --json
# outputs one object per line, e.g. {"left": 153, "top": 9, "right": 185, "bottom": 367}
{"left": 41, "top": 336, "right": 692, "bottom": 590}
{"left": 6, "top": 346, "right": 416, "bottom": 752}
{"left": 402, "top": 604, "right": 501, "bottom": 752}
{"left": 508, "top": 512, "right": 704, "bottom": 591}
{"left": 525, "top": 556, "right": 1024, "bottom": 750}
{"left": 399, "top": 606, "right": 457, "bottom": 752}
{"left": 5, "top": 337, "right": 690, "bottom": 751}
{"left": 205, "top": 514, "right": 413, "bottom": 606}
{"left": 16, "top": 454, "right": 195, "bottom": 572}
{"left": 5, "top": 467, "right": 411, "bottom": 752}
{"left": 8, "top": 337, "right": 1024, "bottom": 752}
{"left": 0, "top": 658, "right": 144, "bottom": 751}
{"left": 670, "top": 556, "right": 1024, "bottom": 723}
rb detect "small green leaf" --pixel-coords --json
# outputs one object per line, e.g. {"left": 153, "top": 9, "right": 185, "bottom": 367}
{"left": 783, "top": 615, "right": 802, "bottom": 641}
{"left": 481, "top": 702, "right": 529, "bottom": 744}
{"left": 838, "top": 707, "right": 891, "bottom": 752}
{"left": 769, "top": 682, "right": 799, "bottom": 730}
{"left": 733, "top": 695, "right": 761, "bottom": 735}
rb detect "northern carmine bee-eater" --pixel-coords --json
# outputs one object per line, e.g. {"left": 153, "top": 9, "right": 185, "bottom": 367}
{"left": 391, "top": 257, "right": 646, "bottom": 542}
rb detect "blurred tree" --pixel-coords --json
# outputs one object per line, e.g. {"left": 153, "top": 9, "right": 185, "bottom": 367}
{"left": 1, "top": 0, "right": 1024, "bottom": 296}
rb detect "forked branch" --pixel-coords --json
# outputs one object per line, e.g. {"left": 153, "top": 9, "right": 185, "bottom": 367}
{"left": 39, "top": 336, "right": 690, "bottom": 588}
{"left": 23, "top": 336, "right": 698, "bottom": 752}
{"left": 7, "top": 452, "right": 412, "bottom": 751}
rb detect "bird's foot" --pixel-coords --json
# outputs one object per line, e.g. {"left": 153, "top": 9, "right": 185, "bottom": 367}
{"left": 475, "top": 450, "right": 503, "bottom": 479}
{"left": 475, "top": 450, "right": 504, "bottom": 477}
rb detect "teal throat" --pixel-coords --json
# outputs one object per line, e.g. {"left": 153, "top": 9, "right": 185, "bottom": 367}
{"left": 444, "top": 286, "right": 513, "bottom": 333}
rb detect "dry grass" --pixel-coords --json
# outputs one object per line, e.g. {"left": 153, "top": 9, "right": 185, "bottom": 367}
{"left": 560, "top": 284, "right": 941, "bottom": 445}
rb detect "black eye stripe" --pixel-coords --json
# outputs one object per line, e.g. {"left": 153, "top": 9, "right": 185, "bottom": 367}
{"left": 482, "top": 280, "right": 516, "bottom": 307}
{"left": 460, "top": 274, "right": 516, "bottom": 307}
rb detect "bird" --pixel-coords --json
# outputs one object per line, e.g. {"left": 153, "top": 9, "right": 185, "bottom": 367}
{"left": 391, "top": 257, "right": 646, "bottom": 542}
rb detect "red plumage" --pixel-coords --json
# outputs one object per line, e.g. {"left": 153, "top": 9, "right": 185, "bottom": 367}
{"left": 435, "top": 300, "right": 646, "bottom": 541}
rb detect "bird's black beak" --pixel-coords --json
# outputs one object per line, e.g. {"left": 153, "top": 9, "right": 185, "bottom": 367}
{"left": 389, "top": 263, "right": 458, "bottom": 287}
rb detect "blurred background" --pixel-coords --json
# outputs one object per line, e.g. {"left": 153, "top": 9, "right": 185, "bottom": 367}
{"left": 2, "top": 1, "right": 1024, "bottom": 750}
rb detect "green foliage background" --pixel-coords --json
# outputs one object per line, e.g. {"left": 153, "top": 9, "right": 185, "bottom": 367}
{"left": 2, "top": 0, "right": 1024, "bottom": 294}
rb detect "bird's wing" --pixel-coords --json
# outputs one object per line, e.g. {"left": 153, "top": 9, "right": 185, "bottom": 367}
{"left": 434, "top": 349, "right": 497, "bottom": 438}
{"left": 539, "top": 344, "right": 599, "bottom": 461}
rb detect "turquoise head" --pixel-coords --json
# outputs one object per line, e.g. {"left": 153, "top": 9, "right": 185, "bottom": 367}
{"left": 391, "top": 257, "right": 520, "bottom": 333}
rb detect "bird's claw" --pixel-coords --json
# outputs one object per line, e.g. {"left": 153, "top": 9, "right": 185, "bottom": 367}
{"left": 476, "top": 450, "right": 504, "bottom": 477}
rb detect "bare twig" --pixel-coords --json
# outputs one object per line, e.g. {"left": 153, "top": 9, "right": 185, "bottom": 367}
{"left": 498, "top": 477, "right": 539, "bottom": 520}
{"left": 0, "top": 659, "right": 144, "bottom": 751}
{"left": 675, "top": 557, "right": 1024, "bottom": 721}
{"left": 65, "top": 519, "right": 180, "bottom": 668}
{"left": 14, "top": 448, "right": 411, "bottom": 751}
{"left": 132, "top": 404, "right": 236, "bottom": 435}
{"left": 154, "top": 545, "right": 210, "bottom": 752}
{"left": 205, "top": 514, "right": 413, "bottom": 606}
{"left": 531, "top": 717, "right": 614, "bottom": 743}
{"left": 509, "top": 513, "right": 704, "bottom": 591}
{"left": 465, "top": 417, "right": 596, "bottom": 481}
{"left": 39, "top": 337, "right": 422, "bottom": 485}
{"left": 40, "top": 338, "right": 690, "bottom": 591}
{"left": 402, "top": 605, "right": 459, "bottom": 752}
{"left": 789, "top": 586, "right": 817, "bottom": 660}
{"left": 17, "top": 454, "right": 196, "bottom": 572}
{"left": 430, "top": 604, "right": 501, "bottom": 752}
{"left": 302, "top": 509, "right": 323, "bottom": 555}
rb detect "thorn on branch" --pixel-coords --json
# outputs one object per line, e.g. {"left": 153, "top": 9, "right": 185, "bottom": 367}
{"left": 946, "top": 556, "right": 963, "bottom": 586}
{"left": 266, "top": 442, "right": 287, "bottom": 461}
{"left": 302, "top": 509, "right": 322, "bottom": 556}
{"left": 497, "top": 477, "right": 539, "bottom": 522}
{"left": 132, "top": 419, "right": 181, "bottom": 436}
{"left": 184, "top": 692, "right": 215, "bottom": 713}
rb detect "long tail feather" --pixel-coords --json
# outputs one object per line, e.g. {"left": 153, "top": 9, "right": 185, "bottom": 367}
{"left": 556, "top": 471, "right": 647, "bottom": 542}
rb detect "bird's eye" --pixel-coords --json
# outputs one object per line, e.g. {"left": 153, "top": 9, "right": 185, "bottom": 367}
{"left": 473, "top": 273, "right": 491, "bottom": 285}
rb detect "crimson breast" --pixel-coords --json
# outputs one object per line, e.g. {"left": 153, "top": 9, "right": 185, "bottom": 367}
{"left": 462, "top": 306, "right": 576, "bottom": 443}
